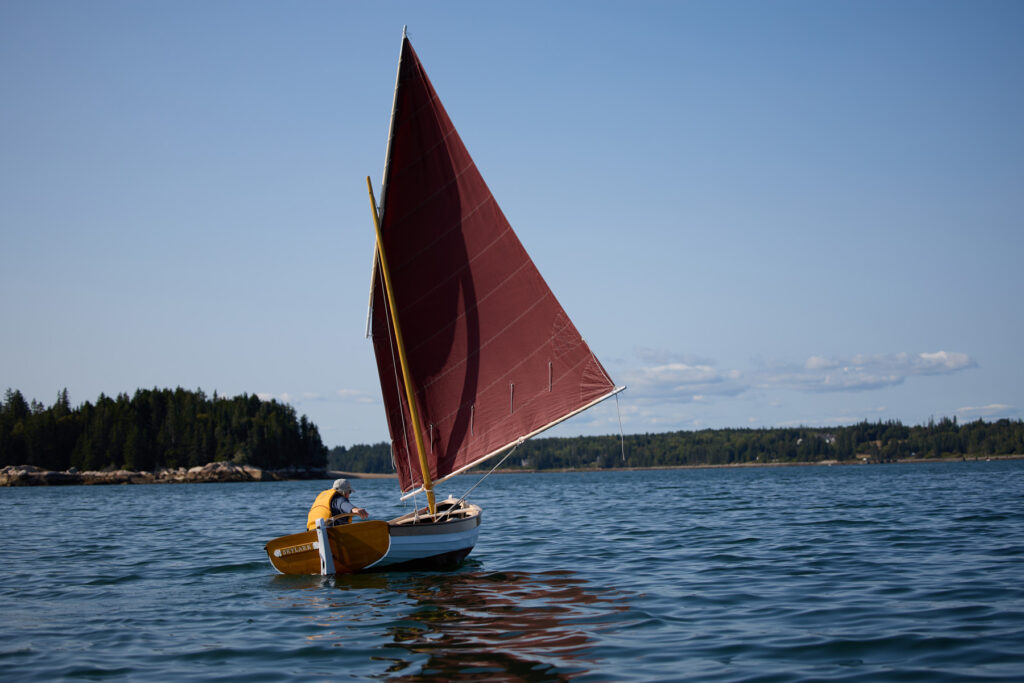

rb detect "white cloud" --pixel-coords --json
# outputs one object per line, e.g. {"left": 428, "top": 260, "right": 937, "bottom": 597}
{"left": 608, "top": 347, "right": 981, "bottom": 435}
{"left": 916, "top": 351, "right": 975, "bottom": 374}
{"left": 634, "top": 347, "right": 716, "bottom": 366}
{"left": 646, "top": 362, "right": 719, "bottom": 384}
{"left": 620, "top": 348, "right": 977, "bottom": 408}
{"left": 337, "top": 388, "right": 377, "bottom": 404}
{"left": 256, "top": 389, "right": 378, "bottom": 406}
{"left": 761, "top": 351, "right": 976, "bottom": 393}
{"left": 623, "top": 358, "right": 746, "bottom": 403}
{"left": 805, "top": 355, "right": 839, "bottom": 370}
{"left": 955, "top": 403, "right": 1017, "bottom": 418}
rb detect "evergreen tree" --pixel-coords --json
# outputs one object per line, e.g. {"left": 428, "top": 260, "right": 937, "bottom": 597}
{"left": 1, "top": 387, "right": 327, "bottom": 472}
{"left": 3, "top": 387, "right": 1023, "bottom": 474}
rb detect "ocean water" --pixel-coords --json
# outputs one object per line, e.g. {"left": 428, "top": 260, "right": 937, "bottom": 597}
{"left": 2, "top": 461, "right": 1023, "bottom": 681}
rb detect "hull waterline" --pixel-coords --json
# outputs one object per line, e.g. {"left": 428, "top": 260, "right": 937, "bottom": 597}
{"left": 371, "top": 502, "right": 481, "bottom": 570}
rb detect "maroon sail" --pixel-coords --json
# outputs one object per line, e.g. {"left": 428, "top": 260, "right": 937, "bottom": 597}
{"left": 370, "top": 37, "right": 621, "bottom": 493}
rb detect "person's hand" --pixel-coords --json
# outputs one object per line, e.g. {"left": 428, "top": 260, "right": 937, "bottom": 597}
{"left": 357, "top": 508, "right": 369, "bottom": 520}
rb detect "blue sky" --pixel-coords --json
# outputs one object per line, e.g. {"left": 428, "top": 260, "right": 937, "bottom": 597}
{"left": 2, "top": 1, "right": 1022, "bottom": 448}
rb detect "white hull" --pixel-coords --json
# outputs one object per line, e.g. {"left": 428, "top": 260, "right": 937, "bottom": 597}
{"left": 371, "top": 500, "right": 482, "bottom": 570}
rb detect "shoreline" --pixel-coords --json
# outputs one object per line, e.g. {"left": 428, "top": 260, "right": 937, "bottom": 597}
{"left": 3, "top": 454, "right": 1020, "bottom": 487}
{"left": 0, "top": 462, "right": 395, "bottom": 487}
{"left": 475, "top": 453, "right": 1024, "bottom": 475}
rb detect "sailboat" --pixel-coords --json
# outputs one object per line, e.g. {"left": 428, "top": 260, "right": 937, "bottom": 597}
{"left": 265, "top": 29, "right": 624, "bottom": 575}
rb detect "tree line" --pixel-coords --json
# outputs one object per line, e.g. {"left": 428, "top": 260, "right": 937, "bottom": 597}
{"left": 1, "top": 388, "right": 327, "bottom": 472}
{"left": 328, "top": 417, "right": 1024, "bottom": 473}
{"left": 6, "top": 387, "right": 1018, "bottom": 475}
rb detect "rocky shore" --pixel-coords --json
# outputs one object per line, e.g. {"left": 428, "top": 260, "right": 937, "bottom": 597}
{"left": 6, "top": 455, "right": 1017, "bottom": 487}
{"left": 0, "top": 463, "right": 380, "bottom": 486}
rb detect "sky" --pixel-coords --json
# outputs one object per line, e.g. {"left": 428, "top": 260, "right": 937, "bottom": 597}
{"left": 2, "top": 1, "right": 1022, "bottom": 449}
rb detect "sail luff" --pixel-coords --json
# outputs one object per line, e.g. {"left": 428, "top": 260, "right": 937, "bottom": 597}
{"left": 377, "top": 28, "right": 408, "bottom": 223}
{"left": 365, "top": 29, "right": 410, "bottom": 340}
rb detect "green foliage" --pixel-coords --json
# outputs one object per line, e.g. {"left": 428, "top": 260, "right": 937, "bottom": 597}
{"left": 6, "top": 388, "right": 1020, "bottom": 476}
{"left": 328, "top": 443, "right": 393, "bottom": 473}
{"left": 0, "top": 388, "right": 327, "bottom": 472}
{"left": 507, "top": 418, "right": 1022, "bottom": 470}
{"left": 330, "top": 417, "right": 1024, "bottom": 473}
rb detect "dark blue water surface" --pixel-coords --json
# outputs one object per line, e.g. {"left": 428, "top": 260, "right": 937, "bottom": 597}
{"left": 2, "top": 461, "right": 1023, "bottom": 681}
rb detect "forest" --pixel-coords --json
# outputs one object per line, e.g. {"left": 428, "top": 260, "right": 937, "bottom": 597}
{"left": 1, "top": 388, "right": 327, "bottom": 472}
{"left": 4, "top": 387, "right": 1021, "bottom": 476}
{"left": 328, "top": 417, "right": 1024, "bottom": 474}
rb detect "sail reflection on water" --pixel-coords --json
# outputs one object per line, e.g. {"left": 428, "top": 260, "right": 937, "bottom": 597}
{"left": 269, "top": 568, "right": 630, "bottom": 679}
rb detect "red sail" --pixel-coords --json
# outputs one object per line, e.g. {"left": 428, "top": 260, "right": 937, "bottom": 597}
{"left": 371, "top": 38, "right": 618, "bottom": 493}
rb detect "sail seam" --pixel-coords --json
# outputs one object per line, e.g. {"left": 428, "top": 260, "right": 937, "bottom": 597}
{"left": 419, "top": 341, "right": 601, "bottom": 448}
{"left": 392, "top": 285, "right": 602, "bottom": 484}
{"left": 385, "top": 132, "right": 464, "bottom": 233}
{"left": 407, "top": 253, "right": 531, "bottom": 360}
{"left": 392, "top": 193, "right": 504, "bottom": 318}
{"left": 390, "top": 286, "right": 555, "bottom": 479}
{"left": 418, "top": 283, "right": 547, "bottom": 392}
{"left": 388, "top": 68, "right": 452, "bottom": 179}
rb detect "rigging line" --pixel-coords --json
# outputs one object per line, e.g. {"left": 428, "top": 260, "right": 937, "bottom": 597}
{"left": 616, "top": 392, "right": 627, "bottom": 462}
{"left": 401, "top": 384, "right": 625, "bottom": 500}
{"left": 439, "top": 439, "right": 524, "bottom": 522}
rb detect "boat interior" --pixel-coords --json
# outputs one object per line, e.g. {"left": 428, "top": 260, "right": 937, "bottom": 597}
{"left": 390, "top": 497, "right": 480, "bottom": 526}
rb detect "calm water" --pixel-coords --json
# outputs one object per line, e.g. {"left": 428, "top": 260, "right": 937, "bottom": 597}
{"left": 2, "top": 461, "right": 1023, "bottom": 681}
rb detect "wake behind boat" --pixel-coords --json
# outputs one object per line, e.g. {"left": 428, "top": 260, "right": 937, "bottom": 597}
{"left": 265, "top": 28, "right": 622, "bottom": 575}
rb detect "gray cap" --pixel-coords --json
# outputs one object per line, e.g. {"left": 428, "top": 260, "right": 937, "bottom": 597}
{"left": 332, "top": 478, "right": 353, "bottom": 493}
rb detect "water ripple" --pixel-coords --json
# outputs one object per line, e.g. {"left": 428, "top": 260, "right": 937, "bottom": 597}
{"left": 2, "top": 463, "right": 1024, "bottom": 680}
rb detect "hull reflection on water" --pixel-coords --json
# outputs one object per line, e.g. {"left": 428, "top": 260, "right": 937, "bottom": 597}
{"left": 271, "top": 566, "right": 630, "bottom": 680}
{"left": 382, "top": 569, "right": 628, "bottom": 680}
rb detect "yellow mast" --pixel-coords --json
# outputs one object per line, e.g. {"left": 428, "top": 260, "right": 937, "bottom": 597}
{"left": 366, "top": 176, "right": 437, "bottom": 515}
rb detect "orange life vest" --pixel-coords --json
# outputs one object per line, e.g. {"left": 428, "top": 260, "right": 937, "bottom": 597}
{"left": 307, "top": 489, "right": 339, "bottom": 530}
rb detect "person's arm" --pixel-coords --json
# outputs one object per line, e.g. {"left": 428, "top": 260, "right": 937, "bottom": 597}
{"left": 331, "top": 497, "right": 354, "bottom": 516}
{"left": 332, "top": 497, "right": 369, "bottom": 520}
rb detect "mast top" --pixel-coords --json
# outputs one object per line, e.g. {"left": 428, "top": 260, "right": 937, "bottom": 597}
{"left": 402, "top": 25, "right": 407, "bottom": 39}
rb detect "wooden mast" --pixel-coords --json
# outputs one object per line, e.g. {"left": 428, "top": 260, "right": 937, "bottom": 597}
{"left": 366, "top": 176, "right": 437, "bottom": 515}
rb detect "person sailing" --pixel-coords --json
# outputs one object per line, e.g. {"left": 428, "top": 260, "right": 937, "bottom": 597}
{"left": 307, "top": 478, "right": 369, "bottom": 529}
